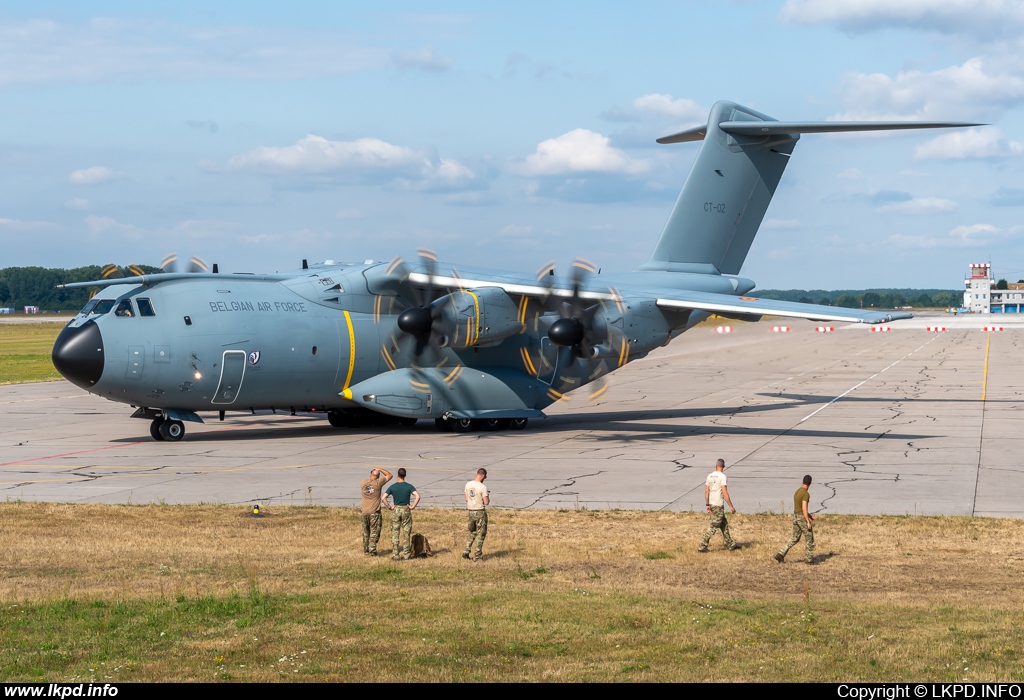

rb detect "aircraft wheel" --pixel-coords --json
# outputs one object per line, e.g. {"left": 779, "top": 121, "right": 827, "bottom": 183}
{"left": 481, "top": 418, "right": 504, "bottom": 431}
{"left": 435, "top": 417, "right": 452, "bottom": 432}
{"left": 327, "top": 411, "right": 347, "bottom": 428}
{"left": 509, "top": 417, "right": 529, "bottom": 431}
{"left": 450, "top": 417, "right": 475, "bottom": 433}
{"left": 150, "top": 416, "right": 166, "bottom": 441}
{"left": 159, "top": 419, "right": 185, "bottom": 442}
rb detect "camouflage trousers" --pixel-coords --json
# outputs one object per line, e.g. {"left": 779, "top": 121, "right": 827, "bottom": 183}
{"left": 361, "top": 511, "right": 382, "bottom": 553}
{"left": 700, "top": 505, "right": 735, "bottom": 548}
{"left": 463, "top": 509, "right": 488, "bottom": 559}
{"left": 391, "top": 506, "right": 413, "bottom": 559}
{"left": 779, "top": 515, "right": 815, "bottom": 562}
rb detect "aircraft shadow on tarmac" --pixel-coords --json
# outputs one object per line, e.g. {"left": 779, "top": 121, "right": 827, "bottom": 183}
{"left": 108, "top": 395, "right": 936, "bottom": 444}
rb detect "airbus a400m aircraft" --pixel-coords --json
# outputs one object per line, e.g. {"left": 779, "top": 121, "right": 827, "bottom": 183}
{"left": 52, "top": 100, "right": 976, "bottom": 441}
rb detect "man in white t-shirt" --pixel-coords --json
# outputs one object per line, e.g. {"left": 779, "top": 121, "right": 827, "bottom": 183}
{"left": 698, "top": 458, "right": 738, "bottom": 552}
{"left": 462, "top": 468, "right": 489, "bottom": 562}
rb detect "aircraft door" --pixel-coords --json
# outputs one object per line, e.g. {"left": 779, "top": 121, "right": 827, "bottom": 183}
{"left": 212, "top": 350, "right": 246, "bottom": 405}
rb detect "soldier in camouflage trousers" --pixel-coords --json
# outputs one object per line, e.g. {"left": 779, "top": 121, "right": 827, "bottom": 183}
{"left": 462, "top": 469, "right": 490, "bottom": 561}
{"left": 699, "top": 459, "right": 739, "bottom": 552}
{"left": 384, "top": 468, "right": 420, "bottom": 560}
{"left": 775, "top": 475, "right": 815, "bottom": 564}
{"left": 359, "top": 467, "right": 392, "bottom": 555}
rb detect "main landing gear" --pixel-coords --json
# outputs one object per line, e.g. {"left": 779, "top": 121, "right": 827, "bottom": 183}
{"left": 434, "top": 416, "right": 528, "bottom": 433}
{"left": 150, "top": 416, "right": 185, "bottom": 441}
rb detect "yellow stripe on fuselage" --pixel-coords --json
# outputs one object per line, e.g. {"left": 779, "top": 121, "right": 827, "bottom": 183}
{"left": 342, "top": 311, "right": 356, "bottom": 390}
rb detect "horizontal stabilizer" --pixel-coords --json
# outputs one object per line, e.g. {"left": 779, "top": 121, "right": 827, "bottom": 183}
{"left": 719, "top": 120, "right": 984, "bottom": 136}
{"left": 658, "top": 120, "right": 983, "bottom": 143}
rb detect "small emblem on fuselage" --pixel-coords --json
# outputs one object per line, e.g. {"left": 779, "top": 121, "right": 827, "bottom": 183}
{"left": 248, "top": 351, "right": 261, "bottom": 365}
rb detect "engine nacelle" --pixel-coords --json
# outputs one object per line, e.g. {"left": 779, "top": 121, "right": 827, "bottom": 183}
{"left": 440, "top": 287, "right": 523, "bottom": 349}
{"left": 593, "top": 297, "right": 671, "bottom": 360}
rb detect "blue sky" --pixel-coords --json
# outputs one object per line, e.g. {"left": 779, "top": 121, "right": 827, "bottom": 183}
{"left": 2, "top": 0, "right": 1023, "bottom": 289}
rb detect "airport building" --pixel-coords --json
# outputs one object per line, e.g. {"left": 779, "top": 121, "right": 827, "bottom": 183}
{"left": 963, "top": 263, "right": 1024, "bottom": 313}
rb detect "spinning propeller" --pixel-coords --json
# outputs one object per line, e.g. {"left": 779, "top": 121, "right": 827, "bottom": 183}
{"left": 161, "top": 253, "right": 213, "bottom": 274}
{"left": 374, "top": 248, "right": 463, "bottom": 383}
{"left": 521, "top": 258, "right": 626, "bottom": 404}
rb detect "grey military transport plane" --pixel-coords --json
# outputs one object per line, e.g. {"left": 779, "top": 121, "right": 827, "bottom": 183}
{"left": 52, "top": 100, "right": 978, "bottom": 441}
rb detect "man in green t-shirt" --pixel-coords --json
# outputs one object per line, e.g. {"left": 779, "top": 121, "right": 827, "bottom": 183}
{"left": 384, "top": 468, "right": 420, "bottom": 560}
{"left": 774, "top": 475, "right": 815, "bottom": 564}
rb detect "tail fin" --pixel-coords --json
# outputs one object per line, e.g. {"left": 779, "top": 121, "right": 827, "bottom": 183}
{"left": 641, "top": 100, "right": 981, "bottom": 275}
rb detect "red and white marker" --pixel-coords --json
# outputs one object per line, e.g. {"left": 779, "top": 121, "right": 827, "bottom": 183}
{"left": 926, "top": 326, "right": 947, "bottom": 332}
{"left": 983, "top": 326, "right": 1004, "bottom": 331}
{"left": 870, "top": 326, "right": 891, "bottom": 333}
{"left": 771, "top": 326, "right": 791, "bottom": 333}
{"left": 715, "top": 326, "right": 733, "bottom": 334}
{"left": 816, "top": 326, "right": 834, "bottom": 333}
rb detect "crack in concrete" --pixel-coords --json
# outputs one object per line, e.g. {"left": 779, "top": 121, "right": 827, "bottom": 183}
{"left": 517, "top": 470, "right": 607, "bottom": 509}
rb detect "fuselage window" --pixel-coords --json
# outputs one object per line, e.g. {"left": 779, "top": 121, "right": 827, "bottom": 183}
{"left": 91, "top": 299, "right": 116, "bottom": 315}
{"left": 137, "top": 298, "right": 156, "bottom": 317}
{"left": 114, "top": 300, "right": 135, "bottom": 317}
{"left": 79, "top": 299, "right": 98, "bottom": 316}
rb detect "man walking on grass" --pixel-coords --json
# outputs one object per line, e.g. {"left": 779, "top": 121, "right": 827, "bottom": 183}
{"left": 775, "top": 474, "right": 815, "bottom": 564}
{"left": 698, "top": 458, "right": 739, "bottom": 552}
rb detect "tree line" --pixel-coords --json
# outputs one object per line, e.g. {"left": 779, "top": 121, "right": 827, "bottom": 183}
{"left": 758, "top": 288, "right": 963, "bottom": 309}
{"left": 0, "top": 265, "right": 161, "bottom": 312}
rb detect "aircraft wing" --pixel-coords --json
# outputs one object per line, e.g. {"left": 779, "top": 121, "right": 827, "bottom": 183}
{"left": 405, "top": 271, "right": 909, "bottom": 324}
{"left": 654, "top": 291, "right": 911, "bottom": 324}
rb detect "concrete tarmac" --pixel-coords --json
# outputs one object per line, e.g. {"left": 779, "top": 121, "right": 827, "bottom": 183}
{"left": 2, "top": 312, "right": 1022, "bottom": 517}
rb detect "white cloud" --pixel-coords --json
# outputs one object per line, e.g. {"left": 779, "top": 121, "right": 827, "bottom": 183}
{"left": 875, "top": 197, "right": 958, "bottom": 214}
{"left": 69, "top": 166, "right": 116, "bottom": 185}
{"left": 497, "top": 223, "right": 534, "bottom": 238}
{"left": 413, "top": 158, "right": 485, "bottom": 194}
{"left": 0, "top": 218, "right": 57, "bottom": 230}
{"left": 514, "top": 129, "right": 650, "bottom": 176}
{"left": 602, "top": 93, "right": 705, "bottom": 126}
{"left": 228, "top": 135, "right": 424, "bottom": 174}
{"left": 0, "top": 18, "right": 387, "bottom": 86}
{"left": 633, "top": 94, "right": 705, "bottom": 122}
{"left": 390, "top": 45, "right": 452, "bottom": 72}
{"left": 429, "top": 158, "right": 475, "bottom": 182}
{"left": 833, "top": 58, "right": 1024, "bottom": 120}
{"left": 915, "top": 127, "right": 1024, "bottom": 159}
{"left": 84, "top": 214, "right": 141, "bottom": 239}
{"left": 781, "top": 0, "right": 1024, "bottom": 39}
{"left": 889, "top": 223, "right": 1022, "bottom": 248}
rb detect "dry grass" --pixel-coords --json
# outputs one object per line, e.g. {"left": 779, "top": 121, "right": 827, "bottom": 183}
{"left": 0, "top": 322, "right": 63, "bottom": 384}
{"left": 1, "top": 504, "right": 1022, "bottom": 682}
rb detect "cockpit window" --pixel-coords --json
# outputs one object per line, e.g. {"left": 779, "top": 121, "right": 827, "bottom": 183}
{"left": 79, "top": 299, "right": 98, "bottom": 315}
{"left": 114, "top": 300, "right": 135, "bottom": 317}
{"left": 137, "top": 298, "right": 156, "bottom": 317}
{"left": 90, "top": 300, "right": 116, "bottom": 315}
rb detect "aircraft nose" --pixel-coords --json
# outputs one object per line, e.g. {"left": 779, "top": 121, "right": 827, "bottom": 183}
{"left": 52, "top": 320, "right": 105, "bottom": 390}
